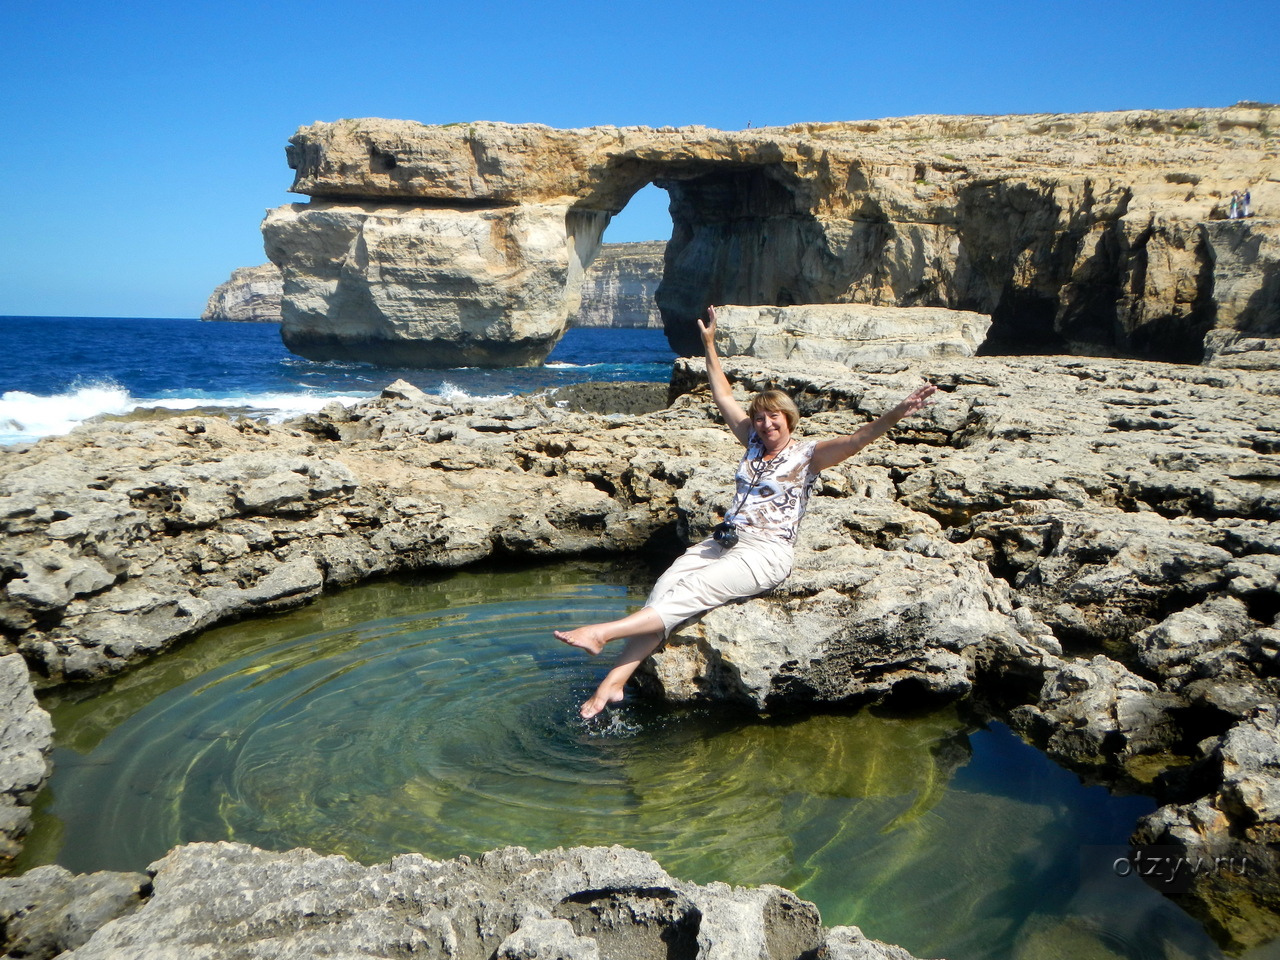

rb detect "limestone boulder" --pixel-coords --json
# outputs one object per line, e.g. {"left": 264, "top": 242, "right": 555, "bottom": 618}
{"left": 1203, "top": 332, "right": 1280, "bottom": 370}
{"left": 711, "top": 303, "right": 991, "bottom": 364}
{"left": 0, "top": 865, "right": 149, "bottom": 960}
{"left": 57, "top": 842, "right": 865, "bottom": 960}
{"left": 641, "top": 493, "right": 1059, "bottom": 710}
{"left": 1007, "top": 653, "right": 1183, "bottom": 779}
{"left": 1130, "top": 596, "right": 1262, "bottom": 691}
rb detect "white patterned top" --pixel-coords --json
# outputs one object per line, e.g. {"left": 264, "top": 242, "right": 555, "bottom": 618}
{"left": 726, "top": 434, "right": 820, "bottom": 543}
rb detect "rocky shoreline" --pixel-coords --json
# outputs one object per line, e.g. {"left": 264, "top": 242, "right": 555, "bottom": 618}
{"left": 0, "top": 843, "right": 917, "bottom": 960}
{"left": 2, "top": 352, "right": 1279, "bottom": 956}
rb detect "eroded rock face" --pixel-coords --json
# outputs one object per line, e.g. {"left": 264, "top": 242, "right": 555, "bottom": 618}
{"left": 267, "top": 107, "right": 1280, "bottom": 367}
{"left": 200, "top": 264, "right": 282, "bottom": 323}
{"left": 263, "top": 200, "right": 595, "bottom": 367}
{"left": 570, "top": 240, "right": 665, "bottom": 329}
{"left": 206, "top": 241, "right": 664, "bottom": 335}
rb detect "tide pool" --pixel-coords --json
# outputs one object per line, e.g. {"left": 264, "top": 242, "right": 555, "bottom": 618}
{"left": 22, "top": 559, "right": 1245, "bottom": 960}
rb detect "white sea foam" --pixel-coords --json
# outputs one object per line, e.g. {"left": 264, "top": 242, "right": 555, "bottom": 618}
{"left": 207, "top": 392, "right": 374, "bottom": 422}
{"left": 0, "top": 384, "right": 374, "bottom": 446}
{"left": 0, "top": 375, "right": 537, "bottom": 446}
{"left": 0, "top": 383, "right": 135, "bottom": 445}
{"left": 434, "top": 381, "right": 512, "bottom": 405}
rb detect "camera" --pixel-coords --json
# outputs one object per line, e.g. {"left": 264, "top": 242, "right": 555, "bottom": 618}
{"left": 712, "top": 521, "right": 739, "bottom": 548}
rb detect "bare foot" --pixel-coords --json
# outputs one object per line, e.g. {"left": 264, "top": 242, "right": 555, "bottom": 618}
{"left": 580, "top": 686, "right": 625, "bottom": 719}
{"left": 554, "top": 626, "right": 609, "bottom": 656}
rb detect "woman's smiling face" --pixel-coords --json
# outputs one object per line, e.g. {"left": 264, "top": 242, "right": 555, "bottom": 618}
{"left": 753, "top": 408, "right": 792, "bottom": 451}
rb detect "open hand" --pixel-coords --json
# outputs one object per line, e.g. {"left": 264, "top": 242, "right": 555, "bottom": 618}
{"left": 899, "top": 382, "right": 938, "bottom": 417}
{"left": 696, "top": 306, "right": 718, "bottom": 347}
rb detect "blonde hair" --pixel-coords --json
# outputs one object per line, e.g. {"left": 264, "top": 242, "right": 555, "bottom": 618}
{"left": 748, "top": 390, "right": 800, "bottom": 432}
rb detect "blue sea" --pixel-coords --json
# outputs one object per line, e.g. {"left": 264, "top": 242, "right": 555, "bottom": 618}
{"left": 0, "top": 317, "right": 676, "bottom": 445}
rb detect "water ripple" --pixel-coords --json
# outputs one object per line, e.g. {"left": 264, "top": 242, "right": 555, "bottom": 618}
{"left": 29, "top": 564, "right": 1230, "bottom": 960}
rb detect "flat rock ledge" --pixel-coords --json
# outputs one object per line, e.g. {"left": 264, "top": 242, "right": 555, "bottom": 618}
{"left": 2, "top": 354, "right": 1280, "bottom": 951}
{"left": 711, "top": 303, "right": 992, "bottom": 365}
{"left": 0, "top": 842, "right": 912, "bottom": 960}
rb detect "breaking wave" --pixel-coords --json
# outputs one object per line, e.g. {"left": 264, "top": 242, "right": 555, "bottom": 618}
{"left": 0, "top": 381, "right": 373, "bottom": 446}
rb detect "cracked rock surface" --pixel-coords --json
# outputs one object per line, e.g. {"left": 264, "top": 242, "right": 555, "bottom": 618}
{"left": 4, "top": 843, "right": 911, "bottom": 960}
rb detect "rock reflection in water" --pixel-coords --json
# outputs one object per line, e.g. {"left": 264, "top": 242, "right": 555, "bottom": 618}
{"left": 24, "top": 561, "right": 1248, "bottom": 960}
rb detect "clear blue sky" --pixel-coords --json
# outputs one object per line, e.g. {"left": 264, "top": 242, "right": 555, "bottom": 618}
{"left": 2, "top": 0, "right": 1276, "bottom": 319}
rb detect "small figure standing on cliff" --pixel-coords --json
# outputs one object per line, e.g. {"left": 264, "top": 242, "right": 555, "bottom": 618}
{"left": 555, "top": 305, "right": 937, "bottom": 718}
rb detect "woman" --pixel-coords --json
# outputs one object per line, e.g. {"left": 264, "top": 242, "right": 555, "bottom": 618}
{"left": 556, "top": 305, "right": 937, "bottom": 718}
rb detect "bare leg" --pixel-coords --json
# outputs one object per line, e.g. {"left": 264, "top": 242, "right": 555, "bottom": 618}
{"left": 555, "top": 607, "right": 665, "bottom": 656}
{"left": 580, "top": 630, "right": 665, "bottom": 719}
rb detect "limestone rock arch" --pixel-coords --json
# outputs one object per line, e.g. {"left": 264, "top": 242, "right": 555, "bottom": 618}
{"left": 263, "top": 108, "right": 1280, "bottom": 368}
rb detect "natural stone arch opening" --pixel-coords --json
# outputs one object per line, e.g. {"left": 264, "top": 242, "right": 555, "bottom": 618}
{"left": 602, "top": 182, "right": 672, "bottom": 247}
{"left": 564, "top": 184, "right": 671, "bottom": 331}
{"left": 568, "top": 159, "right": 834, "bottom": 356}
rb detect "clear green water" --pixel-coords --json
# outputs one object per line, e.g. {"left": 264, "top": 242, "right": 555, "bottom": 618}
{"left": 21, "top": 560, "right": 1253, "bottom": 959}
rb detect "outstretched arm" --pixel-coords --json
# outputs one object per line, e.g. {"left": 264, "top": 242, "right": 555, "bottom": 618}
{"left": 810, "top": 383, "right": 937, "bottom": 472}
{"left": 698, "top": 306, "right": 752, "bottom": 445}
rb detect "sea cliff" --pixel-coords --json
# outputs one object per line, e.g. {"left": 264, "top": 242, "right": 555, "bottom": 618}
{"left": 199, "top": 264, "right": 283, "bottom": 323}
{"left": 569, "top": 240, "right": 664, "bottom": 329}
{"left": 264, "top": 106, "right": 1280, "bottom": 367}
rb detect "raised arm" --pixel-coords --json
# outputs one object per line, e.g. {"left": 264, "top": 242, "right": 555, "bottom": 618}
{"left": 697, "top": 306, "right": 752, "bottom": 445}
{"left": 810, "top": 382, "right": 937, "bottom": 472}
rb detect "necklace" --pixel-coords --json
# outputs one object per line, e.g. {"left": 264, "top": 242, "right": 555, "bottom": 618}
{"left": 751, "top": 437, "right": 793, "bottom": 469}
{"left": 729, "top": 438, "right": 793, "bottom": 524}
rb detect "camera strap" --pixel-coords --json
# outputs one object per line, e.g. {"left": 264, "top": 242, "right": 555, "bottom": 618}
{"left": 726, "top": 438, "right": 792, "bottom": 525}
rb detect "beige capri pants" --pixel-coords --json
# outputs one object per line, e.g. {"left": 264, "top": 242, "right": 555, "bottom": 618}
{"left": 645, "top": 527, "right": 795, "bottom": 638}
